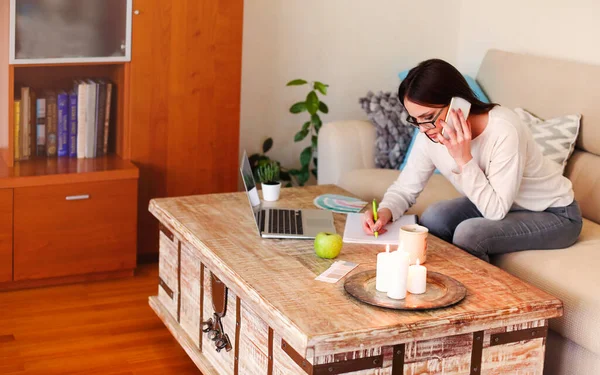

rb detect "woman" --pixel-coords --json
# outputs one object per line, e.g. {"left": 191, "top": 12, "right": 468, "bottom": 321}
{"left": 363, "top": 59, "right": 582, "bottom": 262}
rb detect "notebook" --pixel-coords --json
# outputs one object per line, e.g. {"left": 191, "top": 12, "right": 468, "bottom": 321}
{"left": 342, "top": 213, "right": 418, "bottom": 245}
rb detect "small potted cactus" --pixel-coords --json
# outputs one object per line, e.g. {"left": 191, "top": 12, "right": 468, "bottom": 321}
{"left": 257, "top": 161, "right": 281, "bottom": 201}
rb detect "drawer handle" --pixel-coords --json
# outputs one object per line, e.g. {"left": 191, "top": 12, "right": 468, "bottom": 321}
{"left": 66, "top": 194, "right": 90, "bottom": 201}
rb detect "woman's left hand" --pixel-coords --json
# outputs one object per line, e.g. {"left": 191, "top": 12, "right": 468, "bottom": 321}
{"left": 436, "top": 109, "right": 473, "bottom": 168}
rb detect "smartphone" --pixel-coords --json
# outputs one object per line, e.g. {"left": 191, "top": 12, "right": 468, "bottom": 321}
{"left": 442, "top": 97, "right": 471, "bottom": 139}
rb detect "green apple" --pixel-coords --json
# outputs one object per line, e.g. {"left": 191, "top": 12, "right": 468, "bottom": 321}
{"left": 314, "top": 232, "right": 343, "bottom": 259}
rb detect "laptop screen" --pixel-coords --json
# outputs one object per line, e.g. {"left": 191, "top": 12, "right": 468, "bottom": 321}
{"left": 240, "top": 151, "right": 262, "bottom": 234}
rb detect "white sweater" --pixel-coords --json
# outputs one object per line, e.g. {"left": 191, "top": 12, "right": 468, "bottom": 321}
{"left": 379, "top": 106, "right": 574, "bottom": 221}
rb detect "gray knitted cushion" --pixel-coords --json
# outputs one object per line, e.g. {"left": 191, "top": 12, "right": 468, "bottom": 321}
{"left": 359, "top": 91, "right": 415, "bottom": 169}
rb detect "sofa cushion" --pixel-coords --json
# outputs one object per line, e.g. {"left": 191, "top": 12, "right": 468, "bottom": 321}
{"left": 493, "top": 218, "right": 600, "bottom": 356}
{"left": 545, "top": 330, "right": 600, "bottom": 375}
{"left": 358, "top": 91, "right": 414, "bottom": 170}
{"left": 514, "top": 108, "right": 581, "bottom": 170}
{"left": 565, "top": 151, "right": 600, "bottom": 224}
{"left": 337, "top": 169, "right": 461, "bottom": 217}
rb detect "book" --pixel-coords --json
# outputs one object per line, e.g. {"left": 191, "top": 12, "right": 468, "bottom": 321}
{"left": 20, "top": 87, "right": 30, "bottom": 160}
{"left": 95, "top": 81, "right": 107, "bottom": 157}
{"left": 85, "top": 80, "right": 98, "bottom": 158}
{"left": 76, "top": 80, "right": 87, "bottom": 159}
{"left": 45, "top": 92, "right": 58, "bottom": 157}
{"left": 68, "top": 91, "right": 78, "bottom": 158}
{"left": 103, "top": 83, "right": 112, "bottom": 155}
{"left": 342, "top": 213, "right": 418, "bottom": 245}
{"left": 14, "top": 100, "right": 21, "bottom": 161}
{"left": 35, "top": 98, "right": 47, "bottom": 156}
{"left": 29, "top": 89, "right": 37, "bottom": 159}
{"left": 57, "top": 92, "right": 69, "bottom": 157}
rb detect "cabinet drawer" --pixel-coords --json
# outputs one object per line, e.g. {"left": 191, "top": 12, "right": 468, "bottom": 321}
{"left": 14, "top": 179, "right": 137, "bottom": 281}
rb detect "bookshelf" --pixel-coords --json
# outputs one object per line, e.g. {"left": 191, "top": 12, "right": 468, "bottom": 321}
{"left": 6, "top": 62, "right": 133, "bottom": 170}
{"left": 0, "top": 1, "right": 138, "bottom": 289}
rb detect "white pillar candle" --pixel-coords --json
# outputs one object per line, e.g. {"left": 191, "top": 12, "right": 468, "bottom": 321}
{"left": 387, "top": 250, "right": 410, "bottom": 300}
{"left": 407, "top": 258, "right": 427, "bottom": 294}
{"left": 375, "top": 245, "right": 391, "bottom": 292}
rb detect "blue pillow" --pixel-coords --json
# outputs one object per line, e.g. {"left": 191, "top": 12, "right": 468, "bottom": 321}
{"left": 397, "top": 69, "right": 490, "bottom": 173}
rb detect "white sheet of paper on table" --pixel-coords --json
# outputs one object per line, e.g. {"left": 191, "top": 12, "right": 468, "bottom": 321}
{"left": 342, "top": 213, "right": 418, "bottom": 245}
{"left": 315, "top": 261, "right": 359, "bottom": 283}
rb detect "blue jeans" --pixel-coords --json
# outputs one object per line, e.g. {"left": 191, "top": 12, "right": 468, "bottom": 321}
{"left": 419, "top": 197, "right": 583, "bottom": 262}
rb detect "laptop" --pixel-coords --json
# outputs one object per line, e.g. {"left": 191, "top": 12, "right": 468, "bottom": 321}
{"left": 240, "top": 151, "right": 336, "bottom": 239}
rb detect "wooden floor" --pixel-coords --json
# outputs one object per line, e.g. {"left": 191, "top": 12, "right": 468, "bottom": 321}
{"left": 0, "top": 264, "right": 201, "bottom": 375}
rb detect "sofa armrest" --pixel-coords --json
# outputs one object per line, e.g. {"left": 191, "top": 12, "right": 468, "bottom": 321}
{"left": 317, "top": 120, "right": 376, "bottom": 185}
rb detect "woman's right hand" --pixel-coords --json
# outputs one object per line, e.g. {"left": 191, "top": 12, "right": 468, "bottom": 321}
{"left": 362, "top": 207, "right": 393, "bottom": 235}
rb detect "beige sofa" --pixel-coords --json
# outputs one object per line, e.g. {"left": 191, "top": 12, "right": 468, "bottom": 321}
{"left": 318, "top": 49, "right": 600, "bottom": 375}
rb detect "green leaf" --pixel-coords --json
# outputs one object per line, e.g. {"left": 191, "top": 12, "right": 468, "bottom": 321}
{"left": 311, "top": 114, "right": 322, "bottom": 128}
{"left": 286, "top": 79, "right": 308, "bottom": 86}
{"left": 248, "top": 154, "right": 260, "bottom": 167}
{"left": 300, "top": 146, "right": 312, "bottom": 167}
{"left": 257, "top": 157, "right": 270, "bottom": 167}
{"left": 285, "top": 182, "right": 293, "bottom": 188}
{"left": 311, "top": 168, "right": 318, "bottom": 178}
{"left": 299, "top": 170, "right": 310, "bottom": 185}
{"left": 314, "top": 81, "right": 328, "bottom": 95}
{"left": 294, "top": 129, "right": 309, "bottom": 142}
{"left": 311, "top": 135, "right": 318, "bottom": 148}
{"left": 288, "top": 168, "right": 302, "bottom": 176}
{"left": 314, "top": 119, "right": 322, "bottom": 134}
{"left": 290, "top": 102, "right": 307, "bottom": 114}
{"left": 305, "top": 91, "right": 319, "bottom": 115}
{"left": 262, "top": 138, "right": 273, "bottom": 153}
{"left": 318, "top": 101, "right": 329, "bottom": 114}
{"left": 313, "top": 157, "right": 318, "bottom": 167}
{"left": 302, "top": 121, "right": 311, "bottom": 132}
{"left": 280, "top": 171, "right": 291, "bottom": 181}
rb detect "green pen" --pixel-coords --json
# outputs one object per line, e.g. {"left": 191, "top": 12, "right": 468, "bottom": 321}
{"left": 372, "top": 199, "right": 378, "bottom": 238}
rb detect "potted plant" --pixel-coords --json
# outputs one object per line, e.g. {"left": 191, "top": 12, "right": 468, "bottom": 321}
{"left": 257, "top": 161, "right": 281, "bottom": 201}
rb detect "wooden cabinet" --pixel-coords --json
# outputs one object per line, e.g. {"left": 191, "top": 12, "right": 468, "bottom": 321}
{"left": 129, "top": 0, "right": 243, "bottom": 257}
{"left": 0, "top": 3, "right": 139, "bottom": 290}
{"left": 14, "top": 179, "right": 137, "bottom": 281}
{"left": 0, "top": 189, "right": 13, "bottom": 282}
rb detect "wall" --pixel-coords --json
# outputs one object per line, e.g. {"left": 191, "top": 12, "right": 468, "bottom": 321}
{"left": 239, "top": 0, "right": 460, "bottom": 170}
{"left": 240, "top": 0, "right": 600, "bottom": 173}
{"left": 456, "top": 0, "right": 600, "bottom": 76}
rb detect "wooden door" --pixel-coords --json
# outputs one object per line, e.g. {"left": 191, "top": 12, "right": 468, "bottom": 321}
{"left": 129, "top": 0, "right": 243, "bottom": 257}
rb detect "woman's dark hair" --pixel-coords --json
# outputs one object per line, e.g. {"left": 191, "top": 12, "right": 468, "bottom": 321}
{"left": 398, "top": 59, "right": 497, "bottom": 115}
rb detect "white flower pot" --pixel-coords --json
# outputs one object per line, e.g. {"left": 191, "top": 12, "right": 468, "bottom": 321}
{"left": 261, "top": 182, "right": 281, "bottom": 201}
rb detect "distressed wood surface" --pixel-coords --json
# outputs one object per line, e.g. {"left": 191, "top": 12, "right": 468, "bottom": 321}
{"left": 179, "top": 242, "right": 203, "bottom": 348}
{"left": 202, "top": 269, "right": 237, "bottom": 374}
{"left": 239, "top": 300, "right": 270, "bottom": 374}
{"left": 149, "top": 296, "right": 219, "bottom": 374}
{"left": 309, "top": 320, "right": 547, "bottom": 375}
{"left": 149, "top": 185, "right": 562, "bottom": 356}
{"left": 157, "top": 231, "right": 179, "bottom": 320}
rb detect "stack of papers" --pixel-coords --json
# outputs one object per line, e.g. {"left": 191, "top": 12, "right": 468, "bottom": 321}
{"left": 342, "top": 213, "right": 418, "bottom": 245}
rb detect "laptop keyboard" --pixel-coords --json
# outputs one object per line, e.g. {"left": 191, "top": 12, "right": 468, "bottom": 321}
{"left": 266, "top": 209, "right": 303, "bottom": 235}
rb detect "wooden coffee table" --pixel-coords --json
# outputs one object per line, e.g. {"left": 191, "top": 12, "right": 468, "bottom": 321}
{"left": 148, "top": 185, "right": 562, "bottom": 374}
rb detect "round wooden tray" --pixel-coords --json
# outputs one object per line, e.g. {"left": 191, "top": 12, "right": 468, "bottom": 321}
{"left": 344, "top": 270, "right": 467, "bottom": 311}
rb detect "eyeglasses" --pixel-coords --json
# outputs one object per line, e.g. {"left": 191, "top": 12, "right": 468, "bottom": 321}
{"left": 406, "top": 107, "right": 444, "bottom": 130}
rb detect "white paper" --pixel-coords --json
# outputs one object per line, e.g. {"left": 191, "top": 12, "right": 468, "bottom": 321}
{"left": 342, "top": 213, "right": 417, "bottom": 245}
{"left": 315, "top": 261, "right": 358, "bottom": 283}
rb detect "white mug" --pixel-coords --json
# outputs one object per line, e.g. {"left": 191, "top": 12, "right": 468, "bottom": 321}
{"left": 399, "top": 224, "right": 428, "bottom": 265}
